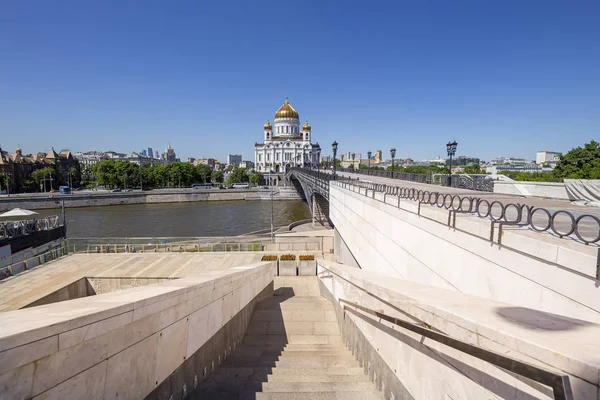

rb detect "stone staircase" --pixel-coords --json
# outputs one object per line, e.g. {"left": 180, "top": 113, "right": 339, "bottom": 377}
{"left": 189, "top": 276, "right": 383, "bottom": 399}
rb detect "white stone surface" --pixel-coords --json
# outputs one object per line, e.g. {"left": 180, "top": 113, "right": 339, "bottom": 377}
{"left": 329, "top": 184, "right": 600, "bottom": 323}
{"left": 0, "top": 262, "right": 275, "bottom": 400}
{"left": 278, "top": 261, "right": 297, "bottom": 276}
{"left": 318, "top": 261, "right": 600, "bottom": 400}
{"left": 494, "top": 181, "right": 570, "bottom": 200}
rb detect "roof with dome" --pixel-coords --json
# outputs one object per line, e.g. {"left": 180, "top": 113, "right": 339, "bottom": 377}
{"left": 274, "top": 97, "right": 299, "bottom": 119}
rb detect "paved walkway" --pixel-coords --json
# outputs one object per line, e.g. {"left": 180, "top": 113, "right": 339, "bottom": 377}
{"left": 0, "top": 252, "right": 324, "bottom": 312}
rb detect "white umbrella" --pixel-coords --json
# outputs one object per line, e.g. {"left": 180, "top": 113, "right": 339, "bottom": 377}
{"left": 0, "top": 208, "right": 39, "bottom": 218}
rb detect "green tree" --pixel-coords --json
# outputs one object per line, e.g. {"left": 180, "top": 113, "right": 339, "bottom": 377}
{"left": 0, "top": 174, "right": 7, "bottom": 193}
{"left": 249, "top": 171, "right": 263, "bottom": 186}
{"left": 463, "top": 164, "right": 481, "bottom": 174}
{"left": 196, "top": 164, "right": 212, "bottom": 184}
{"left": 553, "top": 140, "right": 600, "bottom": 179}
{"left": 32, "top": 167, "right": 56, "bottom": 191}
{"left": 226, "top": 167, "right": 250, "bottom": 185}
{"left": 211, "top": 169, "right": 224, "bottom": 183}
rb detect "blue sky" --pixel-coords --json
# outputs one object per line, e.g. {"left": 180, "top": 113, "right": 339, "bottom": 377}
{"left": 1, "top": 1, "right": 598, "bottom": 162}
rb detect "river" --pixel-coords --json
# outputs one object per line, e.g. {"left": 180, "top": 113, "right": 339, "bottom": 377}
{"left": 33, "top": 200, "right": 311, "bottom": 237}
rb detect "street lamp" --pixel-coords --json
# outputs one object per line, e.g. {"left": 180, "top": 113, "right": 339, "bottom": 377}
{"left": 390, "top": 148, "right": 396, "bottom": 179}
{"left": 351, "top": 153, "right": 356, "bottom": 170}
{"left": 332, "top": 141, "right": 338, "bottom": 178}
{"left": 446, "top": 140, "right": 458, "bottom": 186}
{"left": 124, "top": 172, "right": 127, "bottom": 190}
{"left": 178, "top": 172, "right": 181, "bottom": 188}
{"left": 367, "top": 151, "right": 372, "bottom": 169}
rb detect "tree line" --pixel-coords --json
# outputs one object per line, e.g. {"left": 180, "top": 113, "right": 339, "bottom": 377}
{"left": 84, "top": 160, "right": 263, "bottom": 189}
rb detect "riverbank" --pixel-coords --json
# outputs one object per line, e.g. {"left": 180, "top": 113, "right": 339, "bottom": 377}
{"left": 0, "top": 187, "right": 303, "bottom": 211}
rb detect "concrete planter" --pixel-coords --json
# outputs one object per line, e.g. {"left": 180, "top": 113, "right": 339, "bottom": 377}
{"left": 278, "top": 260, "right": 297, "bottom": 276}
{"left": 298, "top": 260, "right": 317, "bottom": 276}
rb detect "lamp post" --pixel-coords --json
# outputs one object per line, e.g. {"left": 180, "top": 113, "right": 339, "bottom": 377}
{"left": 390, "top": 148, "right": 396, "bottom": 179}
{"left": 446, "top": 140, "right": 458, "bottom": 186}
{"left": 178, "top": 172, "right": 181, "bottom": 188}
{"left": 367, "top": 151, "right": 372, "bottom": 169}
{"left": 332, "top": 141, "right": 338, "bottom": 179}
{"left": 124, "top": 172, "right": 127, "bottom": 191}
{"left": 6, "top": 173, "right": 11, "bottom": 197}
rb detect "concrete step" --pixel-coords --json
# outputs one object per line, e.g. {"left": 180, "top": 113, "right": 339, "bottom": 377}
{"left": 243, "top": 334, "right": 342, "bottom": 346}
{"left": 262, "top": 381, "right": 380, "bottom": 393}
{"left": 251, "top": 309, "right": 337, "bottom": 322}
{"left": 189, "top": 393, "right": 384, "bottom": 400}
{"left": 207, "top": 366, "right": 368, "bottom": 379}
{"left": 246, "top": 320, "right": 341, "bottom": 335}
{"left": 232, "top": 348, "right": 353, "bottom": 359}
{"left": 220, "top": 356, "right": 361, "bottom": 369}
{"left": 255, "top": 392, "right": 384, "bottom": 400}
{"left": 235, "top": 343, "right": 346, "bottom": 352}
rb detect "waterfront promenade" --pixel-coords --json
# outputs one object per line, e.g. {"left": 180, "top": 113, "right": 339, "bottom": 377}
{"left": 0, "top": 187, "right": 302, "bottom": 212}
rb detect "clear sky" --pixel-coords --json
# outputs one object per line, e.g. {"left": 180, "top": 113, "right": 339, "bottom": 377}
{"left": 1, "top": 1, "right": 598, "bottom": 162}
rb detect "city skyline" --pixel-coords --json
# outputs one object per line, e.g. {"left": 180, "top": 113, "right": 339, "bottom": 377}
{"left": 1, "top": 2, "right": 598, "bottom": 162}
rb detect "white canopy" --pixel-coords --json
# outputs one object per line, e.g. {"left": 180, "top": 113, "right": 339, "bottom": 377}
{"left": 0, "top": 208, "right": 39, "bottom": 218}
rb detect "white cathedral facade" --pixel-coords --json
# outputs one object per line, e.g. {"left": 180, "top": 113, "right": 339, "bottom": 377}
{"left": 254, "top": 97, "right": 321, "bottom": 175}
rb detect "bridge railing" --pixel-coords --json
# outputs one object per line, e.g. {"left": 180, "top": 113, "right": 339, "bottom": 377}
{"left": 336, "top": 167, "right": 495, "bottom": 192}
{"left": 332, "top": 180, "right": 600, "bottom": 249}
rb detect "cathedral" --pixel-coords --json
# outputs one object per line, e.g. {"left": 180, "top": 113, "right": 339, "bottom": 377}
{"left": 254, "top": 97, "right": 320, "bottom": 176}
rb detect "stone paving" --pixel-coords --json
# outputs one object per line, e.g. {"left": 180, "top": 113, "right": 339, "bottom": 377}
{"left": 0, "top": 252, "right": 320, "bottom": 312}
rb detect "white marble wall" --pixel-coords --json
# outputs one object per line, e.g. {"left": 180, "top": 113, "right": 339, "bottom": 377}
{"left": 318, "top": 261, "right": 600, "bottom": 400}
{"left": 0, "top": 263, "right": 274, "bottom": 399}
{"left": 329, "top": 183, "right": 600, "bottom": 323}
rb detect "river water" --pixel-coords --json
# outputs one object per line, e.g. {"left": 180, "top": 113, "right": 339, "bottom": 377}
{"left": 34, "top": 200, "right": 311, "bottom": 237}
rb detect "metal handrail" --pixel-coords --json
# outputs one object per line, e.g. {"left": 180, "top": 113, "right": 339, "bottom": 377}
{"left": 332, "top": 179, "right": 600, "bottom": 246}
{"left": 339, "top": 299, "right": 573, "bottom": 400}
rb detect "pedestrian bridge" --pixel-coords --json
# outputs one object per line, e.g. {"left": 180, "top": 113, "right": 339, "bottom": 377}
{"left": 2, "top": 169, "right": 600, "bottom": 399}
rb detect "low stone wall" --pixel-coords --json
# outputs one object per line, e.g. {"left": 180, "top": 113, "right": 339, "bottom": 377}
{"left": 493, "top": 181, "right": 570, "bottom": 200}
{"left": 0, "top": 263, "right": 274, "bottom": 399}
{"left": 318, "top": 261, "right": 600, "bottom": 399}
{"left": 0, "top": 189, "right": 302, "bottom": 212}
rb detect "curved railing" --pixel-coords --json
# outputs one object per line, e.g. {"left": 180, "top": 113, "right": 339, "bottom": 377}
{"left": 335, "top": 180, "right": 600, "bottom": 246}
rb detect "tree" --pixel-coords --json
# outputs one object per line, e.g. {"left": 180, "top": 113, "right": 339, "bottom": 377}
{"left": 31, "top": 167, "right": 56, "bottom": 191}
{"left": 463, "top": 164, "right": 481, "bottom": 174}
{"left": 553, "top": 140, "right": 600, "bottom": 179}
{"left": 211, "top": 169, "right": 224, "bottom": 183}
{"left": 196, "top": 164, "right": 212, "bottom": 184}
{"left": 226, "top": 167, "right": 250, "bottom": 185}
{"left": 0, "top": 174, "right": 7, "bottom": 192}
{"left": 249, "top": 172, "right": 263, "bottom": 186}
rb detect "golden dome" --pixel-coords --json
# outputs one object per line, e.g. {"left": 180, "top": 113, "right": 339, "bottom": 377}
{"left": 264, "top": 120, "right": 272, "bottom": 130}
{"left": 302, "top": 120, "right": 311, "bottom": 131}
{"left": 274, "top": 97, "right": 299, "bottom": 119}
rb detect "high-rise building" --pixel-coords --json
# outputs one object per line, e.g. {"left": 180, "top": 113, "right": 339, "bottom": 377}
{"left": 154, "top": 150, "right": 159, "bottom": 159}
{"left": 164, "top": 143, "right": 177, "bottom": 163}
{"left": 227, "top": 154, "right": 242, "bottom": 166}
{"left": 141, "top": 150, "right": 147, "bottom": 156}
{"left": 148, "top": 147, "right": 153, "bottom": 159}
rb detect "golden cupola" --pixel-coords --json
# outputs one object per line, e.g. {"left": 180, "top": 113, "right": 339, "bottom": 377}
{"left": 274, "top": 97, "right": 299, "bottom": 119}
{"left": 264, "top": 120, "right": 272, "bottom": 130}
{"left": 302, "top": 120, "right": 311, "bottom": 131}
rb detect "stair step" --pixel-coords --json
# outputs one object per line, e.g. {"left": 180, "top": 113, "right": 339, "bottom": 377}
{"left": 232, "top": 349, "right": 352, "bottom": 358}
{"left": 246, "top": 321, "right": 341, "bottom": 335}
{"left": 262, "top": 381, "right": 380, "bottom": 392}
{"left": 208, "top": 366, "right": 367, "bottom": 378}
{"left": 189, "top": 393, "right": 384, "bottom": 400}
{"left": 236, "top": 343, "right": 346, "bottom": 352}
{"left": 255, "top": 392, "right": 385, "bottom": 400}
{"left": 220, "top": 356, "right": 361, "bottom": 368}
{"left": 243, "top": 334, "right": 342, "bottom": 345}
